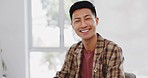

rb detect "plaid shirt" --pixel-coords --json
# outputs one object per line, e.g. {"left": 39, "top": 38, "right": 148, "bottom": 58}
{"left": 55, "top": 33, "right": 125, "bottom": 78}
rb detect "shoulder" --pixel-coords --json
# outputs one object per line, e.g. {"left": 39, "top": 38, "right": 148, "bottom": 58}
{"left": 67, "top": 41, "right": 82, "bottom": 54}
{"left": 103, "top": 39, "right": 124, "bottom": 62}
{"left": 69, "top": 41, "right": 82, "bottom": 50}
{"left": 103, "top": 39, "right": 123, "bottom": 55}
{"left": 104, "top": 39, "right": 121, "bottom": 49}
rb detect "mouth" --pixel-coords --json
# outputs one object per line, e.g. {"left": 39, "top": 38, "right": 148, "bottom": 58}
{"left": 79, "top": 29, "right": 90, "bottom": 33}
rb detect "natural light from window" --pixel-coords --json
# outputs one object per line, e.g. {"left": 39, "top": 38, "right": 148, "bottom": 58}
{"left": 30, "top": 0, "right": 148, "bottom": 78}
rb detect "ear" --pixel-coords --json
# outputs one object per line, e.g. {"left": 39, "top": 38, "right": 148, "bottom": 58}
{"left": 96, "top": 17, "right": 99, "bottom": 25}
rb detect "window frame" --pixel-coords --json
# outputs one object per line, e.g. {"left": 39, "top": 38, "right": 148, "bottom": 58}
{"left": 29, "top": 0, "right": 93, "bottom": 52}
{"left": 30, "top": 0, "right": 68, "bottom": 52}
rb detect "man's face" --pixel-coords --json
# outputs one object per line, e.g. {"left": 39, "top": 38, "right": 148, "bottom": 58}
{"left": 71, "top": 8, "right": 99, "bottom": 40}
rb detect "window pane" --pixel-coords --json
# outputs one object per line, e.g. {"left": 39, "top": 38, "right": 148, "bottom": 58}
{"left": 30, "top": 52, "right": 66, "bottom": 78}
{"left": 31, "top": 0, "right": 60, "bottom": 47}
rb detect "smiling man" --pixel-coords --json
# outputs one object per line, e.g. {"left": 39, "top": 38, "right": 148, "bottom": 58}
{"left": 55, "top": 1, "right": 125, "bottom": 78}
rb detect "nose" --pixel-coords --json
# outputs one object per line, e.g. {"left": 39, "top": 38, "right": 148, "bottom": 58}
{"left": 81, "top": 19, "right": 87, "bottom": 28}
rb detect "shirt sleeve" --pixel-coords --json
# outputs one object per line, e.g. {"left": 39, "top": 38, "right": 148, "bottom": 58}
{"left": 106, "top": 44, "right": 125, "bottom": 78}
{"left": 54, "top": 44, "right": 76, "bottom": 78}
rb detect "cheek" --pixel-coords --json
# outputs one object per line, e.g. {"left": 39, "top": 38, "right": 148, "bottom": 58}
{"left": 72, "top": 26, "right": 78, "bottom": 32}
{"left": 72, "top": 24, "right": 75, "bottom": 29}
{"left": 87, "top": 19, "right": 95, "bottom": 25}
{"left": 72, "top": 24, "right": 78, "bottom": 30}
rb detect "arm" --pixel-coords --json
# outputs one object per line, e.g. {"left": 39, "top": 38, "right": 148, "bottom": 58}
{"left": 106, "top": 45, "right": 125, "bottom": 78}
{"left": 54, "top": 44, "right": 76, "bottom": 78}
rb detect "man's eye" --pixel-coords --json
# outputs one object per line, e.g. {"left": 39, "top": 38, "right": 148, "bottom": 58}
{"left": 74, "top": 20, "right": 80, "bottom": 23}
{"left": 85, "top": 17, "right": 91, "bottom": 20}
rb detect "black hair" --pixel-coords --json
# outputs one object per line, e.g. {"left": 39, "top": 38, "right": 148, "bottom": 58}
{"left": 69, "top": 1, "right": 97, "bottom": 20}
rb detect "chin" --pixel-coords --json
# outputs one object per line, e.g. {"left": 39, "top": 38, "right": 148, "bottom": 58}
{"left": 81, "top": 35, "right": 92, "bottom": 40}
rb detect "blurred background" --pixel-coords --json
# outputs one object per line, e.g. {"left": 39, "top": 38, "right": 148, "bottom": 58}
{"left": 0, "top": 0, "right": 148, "bottom": 78}
{"left": 30, "top": 0, "right": 148, "bottom": 78}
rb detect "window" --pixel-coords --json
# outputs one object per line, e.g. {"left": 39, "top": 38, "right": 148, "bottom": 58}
{"left": 30, "top": 0, "right": 92, "bottom": 78}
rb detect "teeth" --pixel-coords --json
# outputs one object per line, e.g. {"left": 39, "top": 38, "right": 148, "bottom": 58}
{"left": 81, "top": 30, "right": 89, "bottom": 32}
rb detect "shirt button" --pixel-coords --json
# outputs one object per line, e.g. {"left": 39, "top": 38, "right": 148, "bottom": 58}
{"left": 94, "top": 68, "right": 97, "bottom": 72}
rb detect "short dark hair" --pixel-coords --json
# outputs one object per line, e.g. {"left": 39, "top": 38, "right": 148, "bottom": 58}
{"left": 69, "top": 1, "right": 97, "bottom": 20}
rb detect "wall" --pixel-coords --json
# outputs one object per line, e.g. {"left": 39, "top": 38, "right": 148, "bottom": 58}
{"left": 0, "top": 0, "right": 29, "bottom": 78}
{"left": 94, "top": 0, "right": 148, "bottom": 77}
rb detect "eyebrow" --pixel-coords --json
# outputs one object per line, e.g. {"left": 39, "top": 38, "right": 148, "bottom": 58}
{"left": 84, "top": 15, "right": 91, "bottom": 18}
{"left": 73, "top": 14, "right": 91, "bottom": 20}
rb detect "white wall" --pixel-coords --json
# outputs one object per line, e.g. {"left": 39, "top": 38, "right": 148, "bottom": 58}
{"left": 94, "top": 0, "right": 148, "bottom": 77}
{"left": 0, "top": 0, "right": 29, "bottom": 78}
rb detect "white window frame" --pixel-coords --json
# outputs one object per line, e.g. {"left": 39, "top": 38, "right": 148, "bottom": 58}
{"left": 29, "top": 0, "right": 68, "bottom": 52}
{"left": 29, "top": 0, "right": 93, "bottom": 52}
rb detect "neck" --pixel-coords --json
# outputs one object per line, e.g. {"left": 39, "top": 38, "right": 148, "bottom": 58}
{"left": 82, "top": 34, "right": 97, "bottom": 52}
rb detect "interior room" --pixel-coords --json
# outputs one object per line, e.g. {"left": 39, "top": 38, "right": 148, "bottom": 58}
{"left": 0, "top": 0, "right": 148, "bottom": 78}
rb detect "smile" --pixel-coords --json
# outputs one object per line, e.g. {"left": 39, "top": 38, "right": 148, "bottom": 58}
{"left": 79, "top": 29, "right": 90, "bottom": 33}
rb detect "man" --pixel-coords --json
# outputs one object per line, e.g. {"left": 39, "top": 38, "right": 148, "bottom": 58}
{"left": 55, "top": 1, "right": 125, "bottom": 78}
